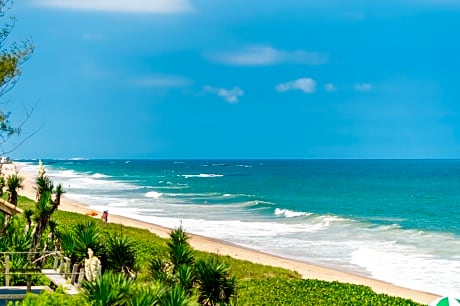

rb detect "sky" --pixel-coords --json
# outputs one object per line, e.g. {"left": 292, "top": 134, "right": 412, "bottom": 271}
{"left": 2, "top": 0, "right": 460, "bottom": 159}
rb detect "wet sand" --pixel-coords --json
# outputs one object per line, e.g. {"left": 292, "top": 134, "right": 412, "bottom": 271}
{"left": 10, "top": 164, "right": 439, "bottom": 304}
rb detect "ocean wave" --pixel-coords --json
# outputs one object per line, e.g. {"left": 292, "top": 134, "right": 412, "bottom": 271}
{"left": 236, "top": 164, "right": 252, "bottom": 168}
{"left": 274, "top": 208, "right": 311, "bottom": 218}
{"left": 145, "top": 191, "right": 163, "bottom": 199}
{"left": 240, "top": 200, "right": 274, "bottom": 208}
{"left": 350, "top": 246, "right": 460, "bottom": 296}
{"left": 68, "top": 157, "right": 88, "bottom": 161}
{"left": 92, "top": 173, "right": 109, "bottom": 178}
{"left": 181, "top": 174, "right": 224, "bottom": 178}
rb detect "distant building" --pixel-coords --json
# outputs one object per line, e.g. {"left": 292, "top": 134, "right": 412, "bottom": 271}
{"left": 0, "top": 156, "right": 11, "bottom": 164}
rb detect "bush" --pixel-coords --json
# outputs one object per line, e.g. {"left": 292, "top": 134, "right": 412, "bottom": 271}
{"left": 237, "top": 278, "right": 422, "bottom": 306}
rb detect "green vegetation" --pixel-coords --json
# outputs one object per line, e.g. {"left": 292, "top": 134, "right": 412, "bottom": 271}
{"left": 0, "top": 0, "right": 35, "bottom": 155}
{"left": 0, "top": 171, "right": 423, "bottom": 305}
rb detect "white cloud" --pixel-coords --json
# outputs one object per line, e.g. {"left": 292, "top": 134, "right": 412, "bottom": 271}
{"left": 134, "top": 75, "right": 192, "bottom": 88}
{"left": 275, "top": 78, "right": 317, "bottom": 94}
{"left": 208, "top": 46, "right": 328, "bottom": 66}
{"left": 355, "top": 83, "right": 372, "bottom": 92}
{"left": 204, "top": 86, "right": 244, "bottom": 103}
{"left": 32, "top": 0, "right": 194, "bottom": 14}
{"left": 324, "top": 83, "right": 337, "bottom": 92}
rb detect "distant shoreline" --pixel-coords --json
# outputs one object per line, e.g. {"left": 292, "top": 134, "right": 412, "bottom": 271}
{"left": 12, "top": 163, "right": 439, "bottom": 305}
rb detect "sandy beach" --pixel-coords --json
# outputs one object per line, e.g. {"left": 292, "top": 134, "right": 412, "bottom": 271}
{"left": 10, "top": 164, "right": 439, "bottom": 305}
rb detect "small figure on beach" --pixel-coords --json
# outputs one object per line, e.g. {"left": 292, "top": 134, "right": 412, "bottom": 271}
{"left": 101, "top": 210, "right": 108, "bottom": 223}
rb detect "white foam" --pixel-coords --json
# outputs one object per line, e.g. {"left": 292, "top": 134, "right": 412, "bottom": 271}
{"left": 351, "top": 247, "right": 460, "bottom": 297}
{"left": 20, "top": 160, "right": 460, "bottom": 297}
{"left": 92, "top": 173, "right": 109, "bottom": 178}
{"left": 145, "top": 191, "right": 163, "bottom": 199}
{"left": 275, "top": 208, "right": 311, "bottom": 218}
{"left": 181, "top": 174, "right": 224, "bottom": 178}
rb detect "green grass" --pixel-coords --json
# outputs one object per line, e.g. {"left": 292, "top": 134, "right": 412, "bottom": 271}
{"left": 15, "top": 196, "right": 423, "bottom": 306}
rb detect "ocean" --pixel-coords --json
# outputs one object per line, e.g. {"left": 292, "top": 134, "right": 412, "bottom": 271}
{"left": 18, "top": 159, "right": 460, "bottom": 296}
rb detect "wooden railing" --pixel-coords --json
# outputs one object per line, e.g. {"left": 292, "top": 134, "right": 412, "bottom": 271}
{"left": 1, "top": 252, "right": 84, "bottom": 295}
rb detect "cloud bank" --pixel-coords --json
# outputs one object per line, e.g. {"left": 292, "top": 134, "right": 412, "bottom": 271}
{"left": 275, "top": 78, "right": 317, "bottom": 94}
{"left": 32, "top": 0, "right": 194, "bottom": 14}
{"left": 208, "top": 46, "right": 329, "bottom": 66}
{"left": 204, "top": 86, "right": 244, "bottom": 103}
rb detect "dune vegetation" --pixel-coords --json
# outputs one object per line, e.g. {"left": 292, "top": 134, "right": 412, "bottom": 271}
{"left": 0, "top": 170, "right": 422, "bottom": 306}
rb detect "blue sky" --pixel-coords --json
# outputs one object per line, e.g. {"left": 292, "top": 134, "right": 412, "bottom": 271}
{"left": 3, "top": 0, "right": 460, "bottom": 159}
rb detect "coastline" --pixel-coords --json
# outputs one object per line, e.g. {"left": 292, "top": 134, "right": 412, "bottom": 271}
{"left": 14, "top": 165, "right": 439, "bottom": 305}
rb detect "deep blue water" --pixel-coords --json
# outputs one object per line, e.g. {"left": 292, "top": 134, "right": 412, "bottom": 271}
{"left": 18, "top": 159, "right": 460, "bottom": 296}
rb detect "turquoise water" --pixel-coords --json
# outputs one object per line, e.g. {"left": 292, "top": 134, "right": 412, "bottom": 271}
{"left": 19, "top": 159, "right": 460, "bottom": 296}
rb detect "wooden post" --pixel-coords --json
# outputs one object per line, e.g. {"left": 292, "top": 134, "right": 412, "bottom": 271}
{"left": 26, "top": 275, "right": 32, "bottom": 292}
{"left": 76, "top": 268, "right": 85, "bottom": 287}
{"left": 70, "top": 264, "right": 79, "bottom": 284}
{"left": 5, "top": 254, "right": 10, "bottom": 286}
{"left": 64, "top": 257, "right": 71, "bottom": 278}
{"left": 59, "top": 257, "right": 65, "bottom": 274}
{"left": 53, "top": 256, "right": 59, "bottom": 270}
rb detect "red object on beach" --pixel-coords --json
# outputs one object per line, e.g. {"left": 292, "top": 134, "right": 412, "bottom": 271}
{"left": 85, "top": 210, "right": 98, "bottom": 217}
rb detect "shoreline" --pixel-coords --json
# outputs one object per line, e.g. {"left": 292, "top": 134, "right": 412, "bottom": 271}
{"left": 13, "top": 165, "right": 439, "bottom": 304}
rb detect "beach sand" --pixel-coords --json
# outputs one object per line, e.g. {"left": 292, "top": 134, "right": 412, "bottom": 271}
{"left": 9, "top": 164, "right": 438, "bottom": 304}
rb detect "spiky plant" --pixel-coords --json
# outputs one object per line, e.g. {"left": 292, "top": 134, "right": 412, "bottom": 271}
{"left": 82, "top": 272, "right": 135, "bottom": 306}
{"left": 169, "top": 242, "right": 195, "bottom": 272}
{"left": 150, "top": 257, "right": 175, "bottom": 286}
{"left": 168, "top": 226, "right": 191, "bottom": 248}
{"left": 23, "top": 208, "right": 34, "bottom": 235}
{"left": 0, "top": 175, "right": 5, "bottom": 197}
{"left": 1, "top": 175, "right": 24, "bottom": 236}
{"left": 129, "top": 283, "right": 165, "bottom": 306}
{"left": 29, "top": 172, "right": 63, "bottom": 255}
{"left": 195, "top": 259, "right": 236, "bottom": 306}
{"left": 30, "top": 190, "right": 54, "bottom": 253}
{"left": 105, "top": 234, "right": 137, "bottom": 276}
{"left": 167, "top": 226, "right": 194, "bottom": 272}
{"left": 53, "top": 183, "right": 64, "bottom": 209}
{"left": 6, "top": 174, "right": 23, "bottom": 206}
{"left": 177, "top": 264, "right": 196, "bottom": 295}
{"left": 160, "top": 285, "right": 196, "bottom": 306}
{"left": 61, "top": 221, "right": 102, "bottom": 264}
{"left": 35, "top": 174, "right": 53, "bottom": 202}
{"left": 0, "top": 215, "right": 32, "bottom": 252}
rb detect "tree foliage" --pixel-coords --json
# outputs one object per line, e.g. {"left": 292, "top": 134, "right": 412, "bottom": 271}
{"left": 0, "top": 0, "right": 34, "bottom": 154}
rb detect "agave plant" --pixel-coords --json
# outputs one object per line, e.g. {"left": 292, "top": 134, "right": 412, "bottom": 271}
{"left": 82, "top": 272, "right": 135, "bottom": 306}
{"left": 150, "top": 257, "right": 175, "bottom": 286}
{"left": 61, "top": 220, "right": 102, "bottom": 264}
{"left": 30, "top": 173, "right": 64, "bottom": 254}
{"left": 105, "top": 234, "right": 137, "bottom": 276}
{"left": 167, "top": 226, "right": 194, "bottom": 272}
{"left": 160, "top": 285, "right": 196, "bottom": 306}
{"left": 30, "top": 190, "right": 54, "bottom": 253}
{"left": 6, "top": 174, "right": 23, "bottom": 206}
{"left": 195, "top": 259, "right": 236, "bottom": 306}
{"left": 176, "top": 264, "right": 196, "bottom": 295}
{"left": 53, "top": 183, "right": 64, "bottom": 209}
{"left": 23, "top": 208, "right": 34, "bottom": 235}
{"left": 169, "top": 242, "right": 195, "bottom": 273}
{"left": 129, "top": 283, "right": 165, "bottom": 306}
{"left": 168, "top": 226, "right": 191, "bottom": 247}
{"left": 35, "top": 172, "right": 53, "bottom": 201}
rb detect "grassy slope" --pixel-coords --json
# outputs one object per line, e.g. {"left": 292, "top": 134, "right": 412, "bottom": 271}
{"left": 17, "top": 196, "right": 422, "bottom": 306}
